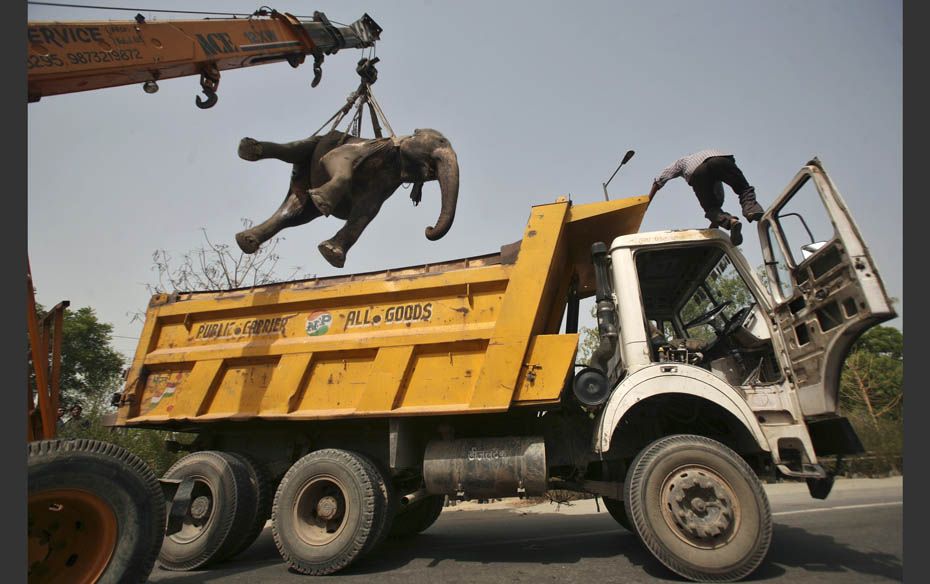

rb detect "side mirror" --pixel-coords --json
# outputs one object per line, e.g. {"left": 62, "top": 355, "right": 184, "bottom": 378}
{"left": 800, "top": 241, "right": 828, "bottom": 260}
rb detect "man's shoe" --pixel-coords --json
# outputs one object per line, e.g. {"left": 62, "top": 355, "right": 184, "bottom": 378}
{"left": 742, "top": 201, "right": 765, "bottom": 222}
{"left": 706, "top": 210, "right": 734, "bottom": 229}
{"left": 729, "top": 219, "right": 743, "bottom": 246}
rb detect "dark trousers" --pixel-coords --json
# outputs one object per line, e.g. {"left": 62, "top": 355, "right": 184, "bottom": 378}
{"left": 689, "top": 156, "right": 759, "bottom": 223}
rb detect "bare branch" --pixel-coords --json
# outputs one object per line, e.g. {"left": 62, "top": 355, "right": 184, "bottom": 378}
{"left": 141, "top": 224, "right": 292, "bottom": 299}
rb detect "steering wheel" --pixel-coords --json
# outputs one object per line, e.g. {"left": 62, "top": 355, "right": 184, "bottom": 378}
{"left": 683, "top": 301, "right": 732, "bottom": 331}
{"left": 723, "top": 302, "right": 757, "bottom": 336}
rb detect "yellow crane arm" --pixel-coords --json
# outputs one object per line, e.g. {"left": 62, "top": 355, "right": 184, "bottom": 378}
{"left": 27, "top": 9, "right": 381, "bottom": 107}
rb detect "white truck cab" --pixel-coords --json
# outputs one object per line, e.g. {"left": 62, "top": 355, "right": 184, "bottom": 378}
{"left": 592, "top": 158, "right": 895, "bottom": 490}
{"left": 557, "top": 158, "right": 896, "bottom": 581}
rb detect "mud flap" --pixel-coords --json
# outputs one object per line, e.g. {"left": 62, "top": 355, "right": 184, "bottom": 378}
{"left": 161, "top": 477, "right": 196, "bottom": 536}
{"left": 807, "top": 416, "right": 865, "bottom": 456}
{"left": 806, "top": 475, "right": 835, "bottom": 500}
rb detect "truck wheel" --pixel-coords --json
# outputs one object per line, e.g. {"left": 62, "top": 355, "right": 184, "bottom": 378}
{"left": 272, "top": 449, "right": 388, "bottom": 575}
{"left": 221, "top": 453, "right": 273, "bottom": 560}
{"left": 354, "top": 454, "right": 395, "bottom": 554}
{"left": 158, "top": 451, "right": 257, "bottom": 571}
{"left": 388, "top": 495, "right": 444, "bottom": 538}
{"left": 601, "top": 497, "right": 634, "bottom": 532}
{"left": 623, "top": 435, "right": 772, "bottom": 582}
{"left": 28, "top": 439, "right": 165, "bottom": 584}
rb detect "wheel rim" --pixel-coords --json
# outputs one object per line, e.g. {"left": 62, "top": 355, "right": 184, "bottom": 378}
{"left": 169, "top": 476, "right": 217, "bottom": 545}
{"left": 293, "top": 474, "right": 349, "bottom": 546}
{"left": 659, "top": 464, "right": 741, "bottom": 550}
{"left": 28, "top": 488, "right": 118, "bottom": 584}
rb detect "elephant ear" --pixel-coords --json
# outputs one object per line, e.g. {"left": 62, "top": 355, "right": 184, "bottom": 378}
{"left": 350, "top": 137, "right": 395, "bottom": 170}
{"left": 410, "top": 182, "right": 424, "bottom": 206}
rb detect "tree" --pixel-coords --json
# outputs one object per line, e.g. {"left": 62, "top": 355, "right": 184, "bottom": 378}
{"left": 146, "top": 220, "right": 308, "bottom": 294}
{"left": 577, "top": 305, "right": 599, "bottom": 365}
{"left": 34, "top": 303, "right": 125, "bottom": 412}
{"left": 840, "top": 325, "right": 903, "bottom": 428}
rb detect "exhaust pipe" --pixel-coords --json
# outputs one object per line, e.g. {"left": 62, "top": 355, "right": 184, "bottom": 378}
{"left": 572, "top": 242, "right": 619, "bottom": 409}
{"left": 590, "top": 242, "right": 619, "bottom": 374}
{"left": 400, "top": 488, "right": 428, "bottom": 506}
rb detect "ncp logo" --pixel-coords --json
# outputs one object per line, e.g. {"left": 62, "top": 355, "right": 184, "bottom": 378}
{"left": 305, "top": 311, "right": 333, "bottom": 336}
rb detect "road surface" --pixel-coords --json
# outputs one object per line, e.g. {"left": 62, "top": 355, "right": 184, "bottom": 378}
{"left": 148, "top": 476, "right": 902, "bottom": 583}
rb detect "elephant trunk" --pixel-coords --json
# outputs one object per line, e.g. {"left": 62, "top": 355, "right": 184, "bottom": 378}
{"left": 425, "top": 147, "right": 459, "bottom": 241}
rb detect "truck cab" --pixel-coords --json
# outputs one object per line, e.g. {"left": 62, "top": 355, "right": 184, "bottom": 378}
{"left": 591, "top": 158, "right": 894, "bottom": 486}
{"left": 548, "top": 158, "right": 894, "bottom": 581}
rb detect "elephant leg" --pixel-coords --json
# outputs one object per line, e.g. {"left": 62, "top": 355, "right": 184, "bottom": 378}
{"left": 309, "top": 175, "right": 351, "bottom": 217}
{"left": 318, "top": 202, "right": 383, "bottom": 268}
{"left": 236, "top": 163, "right": 320, "bottom": 253}
{"left": 308, "top": 143, "right": 367, "bottom": 216}
{"left": 238, "top": 136, "right": 321, "bottom": 164}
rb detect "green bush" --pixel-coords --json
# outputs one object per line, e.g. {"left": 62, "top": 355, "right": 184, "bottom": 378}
{"left": 57, "top": 414, "right": 183, "bottom": 476}
{"left": 843, "top": 411, "right": 903, "bottom": 476}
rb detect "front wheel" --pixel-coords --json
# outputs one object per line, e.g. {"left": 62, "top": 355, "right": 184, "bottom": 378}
{"left": 624, "top": 435, "right": 772, "bottom": 582}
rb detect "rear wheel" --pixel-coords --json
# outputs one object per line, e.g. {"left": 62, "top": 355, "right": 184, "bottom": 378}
{"left": 272, "top": 449, "right": 388, "bottom": 575}
{"left": 355, "top": 454, "right": 395, "bottom": 554}
{"left": 624, "top": 435, "right": 772, "bottom": 582}
{"left": 158, "top": 451, "right": 257, "bottom": 570}
{"left": 27, "top": 439, "right": 165, "bottom": 584}
{"left": 222, "top": 453, "right": 273, "bottom": 560}
{"left": 388, "top": 495, "right": 445, "bottom": 538}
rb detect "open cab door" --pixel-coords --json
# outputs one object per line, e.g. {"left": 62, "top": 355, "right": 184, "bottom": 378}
{"left": 758, "top": 158, "right": 896, "bottom": 418}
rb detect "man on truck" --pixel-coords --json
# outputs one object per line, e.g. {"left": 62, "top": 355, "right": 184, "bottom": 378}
{"left": 647, "top": 149, "right": 765, "bottom": 246}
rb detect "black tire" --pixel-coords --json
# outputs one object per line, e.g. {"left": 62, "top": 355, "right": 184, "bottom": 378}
{"left": 271, "top": 449, "right": 387, "bottom": 575}
{"left": 602, "top": 496, "right": 634, "bottom": 532}
{"left": 623, "top": 435, "right": 772, "bottom": 582}
{"left": 28, "top": 439, "right": 166, "bottom": 584}
{"left": 354, "top": 453, "right": 395, "bottom": 555}
{"left": 388, "top": 495, "right": 445, "bottom": 538}
{"left": 222, "top": 453, "right": 273, "bottom": 560}
{"left": 158, "top": 451, "right": 257, "bottom": 571}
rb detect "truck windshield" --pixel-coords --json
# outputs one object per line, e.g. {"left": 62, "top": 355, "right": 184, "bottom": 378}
{"left": 680, "top": 254, "right": 754, "bottom": 341}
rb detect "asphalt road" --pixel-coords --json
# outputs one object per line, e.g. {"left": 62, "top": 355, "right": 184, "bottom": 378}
{"left": 148, "top": 477, "right": 902, "bottom": 583}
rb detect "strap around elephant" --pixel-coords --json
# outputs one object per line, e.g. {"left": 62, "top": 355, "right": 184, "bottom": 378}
{"left": 307, "top": 60, "right": 394, "bottom": 141}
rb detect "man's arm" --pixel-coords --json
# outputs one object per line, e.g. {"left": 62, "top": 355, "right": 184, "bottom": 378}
{"left": 648, "top": 181, "right": 661, "bottom": 201}
{"left": 649, "top": 157, "right": 684, "bottom": 200}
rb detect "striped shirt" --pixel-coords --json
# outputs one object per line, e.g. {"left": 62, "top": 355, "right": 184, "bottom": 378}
{"left": 654, "top": 149, "right": 731, "bottom": 187}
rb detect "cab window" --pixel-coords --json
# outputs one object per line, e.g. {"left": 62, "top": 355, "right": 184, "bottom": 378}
{"left": 679, "top": 254, "right": 755, "bottom": 340}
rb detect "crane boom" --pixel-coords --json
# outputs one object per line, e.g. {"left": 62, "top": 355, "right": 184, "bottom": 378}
{"left": 27, "top": 9, "right": 381, "bottom": 106}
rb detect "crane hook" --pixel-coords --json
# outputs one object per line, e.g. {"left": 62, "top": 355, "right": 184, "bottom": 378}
{"left": 195, "top": 88, "right": 219, "bottom": 109}
{"left": 310, "top": 51, "right": 324, "bottom": 88}
{"left": 195, "top": 64, "right": 221, "bottom": 110}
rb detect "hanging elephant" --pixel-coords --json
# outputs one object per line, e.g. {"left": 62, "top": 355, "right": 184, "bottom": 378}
{"left": 234, "top": 128, "right": 460, "bottom": 268}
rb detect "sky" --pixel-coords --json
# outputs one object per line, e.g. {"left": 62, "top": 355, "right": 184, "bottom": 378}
{"left": 27, "top": 0, "right": 903, "bottom": 359}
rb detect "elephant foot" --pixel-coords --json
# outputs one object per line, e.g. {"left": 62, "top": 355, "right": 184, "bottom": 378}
{"left": 236, "top": 230, "right": 262, "bottom": 254}
{"left": 310, "top": 191, "right": 334, "bottom": 217}
{"left": 318, "top": 240, "right": 346, "bottom": 268}
{"left": 238, "top": 137, "right": 263, "bottom": 161}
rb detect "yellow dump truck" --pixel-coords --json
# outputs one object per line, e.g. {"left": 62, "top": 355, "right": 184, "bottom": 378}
{"left": 114, "top": 159, "right": 894, "bottom": 582}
